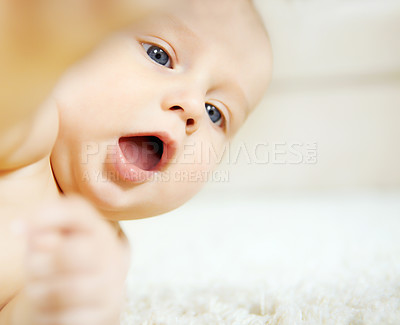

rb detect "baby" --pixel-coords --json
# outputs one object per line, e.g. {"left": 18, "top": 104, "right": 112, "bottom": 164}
{"left": 0, "top": 0, "right": 272, "bottom": 324}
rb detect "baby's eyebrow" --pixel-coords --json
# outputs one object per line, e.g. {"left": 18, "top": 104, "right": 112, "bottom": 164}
{"left": 233, "top": 83, "right": 250, "bottom": 116}
{"left": 223, "top": 79, "right": 250, "bottom": 119}
{"left": 162, "top": 14, "right": 201, "bottom": 43}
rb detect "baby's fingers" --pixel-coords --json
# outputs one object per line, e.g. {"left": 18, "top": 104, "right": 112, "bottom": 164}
{"left": 27, "top": 235, "right": 102, "bottom": 279}
{"left": 31, "top": 196, "right": 104, "bottom": 236}
{"left": 26, "top": 275, "right": 108, "bottom": 311}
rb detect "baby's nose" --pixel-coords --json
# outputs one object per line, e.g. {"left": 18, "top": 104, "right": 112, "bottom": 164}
{"left": 161, "top": 92, "right": 204, "bottom": 135}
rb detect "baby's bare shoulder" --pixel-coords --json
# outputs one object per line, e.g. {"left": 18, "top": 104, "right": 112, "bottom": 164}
{"left": 0, "top": 97, "right": 59, "bottom": 171}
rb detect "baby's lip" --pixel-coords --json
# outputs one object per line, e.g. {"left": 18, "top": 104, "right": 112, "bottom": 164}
{"left": 118, "top": 131, "right": 178, "bottom": 172}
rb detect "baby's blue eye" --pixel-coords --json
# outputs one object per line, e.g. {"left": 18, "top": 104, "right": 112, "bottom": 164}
{"left": 142, "top": 43, "right": 172, "bottom": 68}
{"left": 205, "top": 104, "right": 224, "bottom": 127}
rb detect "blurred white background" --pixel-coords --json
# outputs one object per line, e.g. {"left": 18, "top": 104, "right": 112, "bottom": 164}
{"left": 204, "top": 0, "right": 400, "bottom": 192}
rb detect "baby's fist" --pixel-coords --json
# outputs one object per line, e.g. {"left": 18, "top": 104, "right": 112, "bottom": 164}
{"left": 24, "top": 196, "right": 130, "bottom": 325}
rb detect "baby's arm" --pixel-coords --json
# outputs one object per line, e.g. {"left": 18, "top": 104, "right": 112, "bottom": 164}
{"left": 0, "top": 197, "right": 130, "bottom": 325}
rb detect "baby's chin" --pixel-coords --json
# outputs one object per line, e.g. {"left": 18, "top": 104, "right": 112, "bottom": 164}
{"left": 67, "top": 174, "right": 198, "bottom": 221}
{"left": 51, "top": 153, "right": 203, "bottom": 221}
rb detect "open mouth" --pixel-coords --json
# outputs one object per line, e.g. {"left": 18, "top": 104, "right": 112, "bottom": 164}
{"left": 113, "top": 132, "right": 177, "bottom": 183}
{"left": 119, "top": 136, "right": 165, "bottom": 171}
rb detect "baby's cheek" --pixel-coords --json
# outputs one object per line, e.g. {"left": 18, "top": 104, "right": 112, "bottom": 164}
{"left": 156, "top": 138, "right": 227, "bottom": 208}
{"left": 183, "top": 138, "right": 226, "bottom": 166}
{"left": 174, "top": 145, "right": 221, "bottom": 187}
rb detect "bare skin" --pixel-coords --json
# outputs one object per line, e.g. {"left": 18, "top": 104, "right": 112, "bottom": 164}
{"left": 0, "top": 0, "right": 174, "bottom": 134}
{"left": 0, "top": 0, "right": 272, "bottom": 324}
{"left": 0, "top": 1, "right": 150, "bottom": 322}
{"left": 0, "top": 195, "right": 130, "bottom": 325}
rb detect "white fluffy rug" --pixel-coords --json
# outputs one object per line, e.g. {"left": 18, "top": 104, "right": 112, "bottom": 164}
{"left": 120, "top": 190, "right": 400, "bottom": 324}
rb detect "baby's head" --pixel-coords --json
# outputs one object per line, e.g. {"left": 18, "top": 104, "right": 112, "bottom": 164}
{"left": 50, "top": 0, "right": 272, "bottom": 220}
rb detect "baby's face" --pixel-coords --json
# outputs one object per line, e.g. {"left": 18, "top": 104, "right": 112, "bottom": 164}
{"left": 50, "top": 0, "right": 272, "bottom": 220}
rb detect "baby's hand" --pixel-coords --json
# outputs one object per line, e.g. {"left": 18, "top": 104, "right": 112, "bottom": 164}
{"left": 24, "top": 197, "right": 130, "bottom": 325}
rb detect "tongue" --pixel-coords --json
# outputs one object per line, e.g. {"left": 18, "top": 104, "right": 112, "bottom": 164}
{"left": 119, "top": 136, "right": 163, "bottom": 171}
